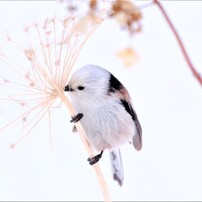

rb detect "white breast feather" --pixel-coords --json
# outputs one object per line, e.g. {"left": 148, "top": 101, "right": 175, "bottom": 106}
{"left": 71, "top": 96, "right": 136, "bottom": 151}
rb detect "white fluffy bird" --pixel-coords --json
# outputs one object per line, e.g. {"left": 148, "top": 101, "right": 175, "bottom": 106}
{"left": 64, "top": 64, "right": 142, "bottom": 186}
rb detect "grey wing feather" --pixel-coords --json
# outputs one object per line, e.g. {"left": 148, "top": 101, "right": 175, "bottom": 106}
{"left": 108, "top": 72, "right": 142, "bottom": 150}
{"left": 131, "top": 106, "right": 142, "bottom": 151}
{"left": 120, "top": 99, "right": 142, "bottom": 151}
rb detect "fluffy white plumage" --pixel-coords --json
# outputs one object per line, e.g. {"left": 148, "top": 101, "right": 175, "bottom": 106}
{"left": 65, "top": 64, "right": 142, "bottom": 186}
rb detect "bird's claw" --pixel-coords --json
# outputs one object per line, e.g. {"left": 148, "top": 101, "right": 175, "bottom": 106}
{"left": 87, "top": 151, "right": 103, "bottom": 165}
{"left": 70, "top": 113, "right": 83, "bottom": 123}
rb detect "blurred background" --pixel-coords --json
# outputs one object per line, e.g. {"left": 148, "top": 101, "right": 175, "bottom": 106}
{"left": 0, "top": 1, "right": 202, "bottom": 200}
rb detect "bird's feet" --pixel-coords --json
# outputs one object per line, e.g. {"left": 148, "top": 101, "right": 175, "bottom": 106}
{"left": 87, "top": 151, "right": 103, "bottom": 165}
{"left": 70, "top": 113, "right": 83, "bottom": 123}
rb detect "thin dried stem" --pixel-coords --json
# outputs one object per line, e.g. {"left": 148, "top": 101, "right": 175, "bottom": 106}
{"left": 153, "top": 0, "right": 202, "bottom": 86}
{"left": 59, "top": 93, "right": 111, "bottom": 202}
{"left": 13, "top": 97, "right": 56, "bottom": 147}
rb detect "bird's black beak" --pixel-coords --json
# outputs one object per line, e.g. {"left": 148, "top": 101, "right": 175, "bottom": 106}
{"left": 64, "top": 85, "right": 74, "bottom": 92}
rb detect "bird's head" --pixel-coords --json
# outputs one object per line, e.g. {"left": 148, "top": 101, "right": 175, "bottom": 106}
{"left": 64, "top": 65, "right": 110, "bottom": 102}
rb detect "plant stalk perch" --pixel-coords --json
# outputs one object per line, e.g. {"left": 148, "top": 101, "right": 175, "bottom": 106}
{"left": 59, "top": 93, "right": 111, "bottom": 202}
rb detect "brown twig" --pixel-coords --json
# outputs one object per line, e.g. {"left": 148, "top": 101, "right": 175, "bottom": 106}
{"left": 153, "top": 0, "right": 202, "bottom": 86}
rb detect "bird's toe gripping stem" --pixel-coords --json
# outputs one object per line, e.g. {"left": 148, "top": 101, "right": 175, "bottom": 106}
{"left": 70, "top": 113, "right": 83, "bottom": 123}
{"left": 87, "top": 150, "right": 103, "bottom": 165}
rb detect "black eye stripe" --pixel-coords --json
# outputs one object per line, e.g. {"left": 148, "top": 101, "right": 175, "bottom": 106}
{"left": 78, "top": 86, "right": 85, "bottom": 90}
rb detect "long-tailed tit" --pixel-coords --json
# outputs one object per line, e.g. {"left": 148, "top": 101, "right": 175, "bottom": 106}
{"left": 64, "top": 64, "right": 142, "bottom": 186}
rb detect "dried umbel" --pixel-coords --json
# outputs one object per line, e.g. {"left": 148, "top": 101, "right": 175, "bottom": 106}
{"left": 0, "top": 16, "right": 99, "bottom": 147}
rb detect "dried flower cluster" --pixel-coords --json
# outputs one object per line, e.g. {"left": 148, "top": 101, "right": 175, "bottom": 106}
{"left": 117, "top": 47, "right": 138, "bottom": 67}
{"left": 64, "top": 0, "right": 142, "bottom": 35}
{"left": 109, "top": 0, "right": 142, "bottom": 35}
{"left": 60, "top": 0, "right": 143, "bottom": 68}
{"left": 0, "top": 10, "right": 111, "bottom": 200}
{"left": 0, "top": 16, "right": 99, "bottom": 147}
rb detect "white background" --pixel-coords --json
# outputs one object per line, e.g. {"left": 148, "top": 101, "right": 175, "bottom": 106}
{"left": 0, "top": 1, "right": 202, "bottom": 201}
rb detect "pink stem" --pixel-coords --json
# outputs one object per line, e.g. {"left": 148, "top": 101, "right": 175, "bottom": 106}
{"left": 153, "top": 0, "right": 202, "bottom": 86}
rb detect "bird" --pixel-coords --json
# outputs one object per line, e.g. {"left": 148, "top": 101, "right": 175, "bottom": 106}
{"left": 64, "top": 64, "right": 142, "bottom": 186}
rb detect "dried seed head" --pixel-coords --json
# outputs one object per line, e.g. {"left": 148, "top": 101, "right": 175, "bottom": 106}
{"left": 89, "top": 0, "right": 97, "bottom": 10}
{"left": 110, "top": 0, "right": 142, "bottom": 35}
{"left": 117, "top": 47, "right": 138, "bottom": 67}
{"left": 0, "top": 16, "right": 100, "bottom": 147}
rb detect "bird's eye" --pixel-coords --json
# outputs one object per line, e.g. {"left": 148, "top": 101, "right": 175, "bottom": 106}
{"left": 77, "top": 86, "right": 85, "bottom": 91}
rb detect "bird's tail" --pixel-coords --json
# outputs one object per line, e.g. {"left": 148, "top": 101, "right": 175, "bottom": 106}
{"left": 109, "top": 148, "right": 124, "bottom": 186}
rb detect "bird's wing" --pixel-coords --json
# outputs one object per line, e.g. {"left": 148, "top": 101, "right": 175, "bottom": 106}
{"left": 120, "top": 98, "right": 142, "bottom": 151}
{"left": 108, "top": 72, "right": 142, "bottom": 150}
